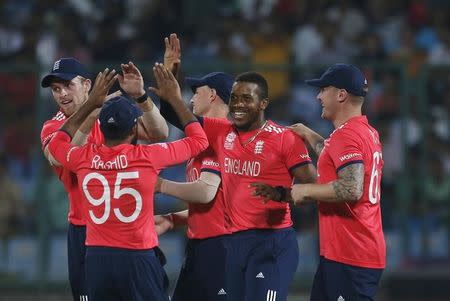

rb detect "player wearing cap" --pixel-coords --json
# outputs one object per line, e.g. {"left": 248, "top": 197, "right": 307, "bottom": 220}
{"left": 155, "top": 70, "right": 234, "bottom": 300}
{"left": 46, "top": 64, "right": 208, "bottom": 301}
{"left": 160, "top": 67, "right": 317, "bottom": 300}
{"left": 152, "top": 33, "right": 233, "bottom": 300}
{"left": 255, "top": 64, "right": 385, "bottom": 301}
{"left": 40, "top": 58, "right": 168, "bottom": 300}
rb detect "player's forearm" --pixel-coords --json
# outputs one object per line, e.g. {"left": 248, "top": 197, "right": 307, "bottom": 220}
{"left": 292, "top": 181, "right": 361, "bottom": 203}
{"left": 72, "top": 111, "right": 99, "bottom": 145}
{"left": 160, "top": 173, "right": 220, "bottom": 204}
{"left": 137, "top": 97, "right": 169, "bottom": 141}
{"left": 304, "top": 131, "right": 325, "bottom": 156}
{"left": 167, "top": 95, "right": 197, "bottom": 127}
{"left": 60, "top": 101, "right": 98, "bottom": 138}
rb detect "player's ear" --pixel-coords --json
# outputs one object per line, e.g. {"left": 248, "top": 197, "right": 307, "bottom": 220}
{"left": 210, "top": 88, "right": 217, "bottom": 102}
{"left": 84, "top": 78, "right": 92, "bottom": 92}
{"left": 259, "top": 98, "right": 269, "bottom": 110}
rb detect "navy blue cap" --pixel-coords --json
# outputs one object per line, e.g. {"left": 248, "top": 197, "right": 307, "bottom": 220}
{"left": 305, "top": 64, "right": 368, "bottom": 97}
{"left": 185, "top": 72, "right": 234, "bottom": 103}
{"left": 99, "top": 96, "right": 143, "bottom": 139}
{"left": 41, "top": 57, "right": 91, "bottom": 87}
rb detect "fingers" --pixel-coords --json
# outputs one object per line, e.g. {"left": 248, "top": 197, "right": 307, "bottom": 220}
{"left": 164, "top": 37, "right": 170, "bottom": 50}
{"left": 152, "top": 63, "right": 164, "bottom": 84}
{"left": 153, "top": 63, "right": 170, "bottom": 80}
{"left": 170, "top": 33, "right": 180, "bottom": 52}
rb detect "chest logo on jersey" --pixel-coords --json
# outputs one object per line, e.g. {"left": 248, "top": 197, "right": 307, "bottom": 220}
{"left": 224, "top": 132, "right": 237, "bottom": 150}
{"left": 224, "top": 157, "right": 261, "bottom": 177}
{"left": 254, "top": 140, "right": 264, "bottom": 154}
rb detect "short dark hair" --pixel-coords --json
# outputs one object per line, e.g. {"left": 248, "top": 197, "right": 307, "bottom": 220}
{"left": 235, "top": 71, "right": 268, "bottom": 100}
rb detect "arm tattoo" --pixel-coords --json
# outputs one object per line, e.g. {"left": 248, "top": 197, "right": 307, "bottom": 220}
{"left": 332, "top": 163, "right": 364, "bottom": 201}
{"left": 313, "top": 139, "right": 325, "bottom": 156}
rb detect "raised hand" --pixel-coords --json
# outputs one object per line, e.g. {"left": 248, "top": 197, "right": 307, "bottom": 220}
{"left": 88, "top": 68, "right": 118, "bottom": 108}
{"left": 163, "top": 33, "right": 181, "bottom": 74}
{"left": 148, "top": 63, "right": 182, "bottom": 103}
{"left": 117, "top": 62, "right": 146, "bottom": 99}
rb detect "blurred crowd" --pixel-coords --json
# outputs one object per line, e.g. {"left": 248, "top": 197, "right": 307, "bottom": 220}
{"left": 0, "top": 0, "right": 449, "bottom": 265}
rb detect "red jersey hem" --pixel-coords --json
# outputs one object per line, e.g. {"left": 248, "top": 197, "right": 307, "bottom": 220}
{"left": 68, "top": 219, "right": 86, "bottom": 226}
{"left": 230, "top": 223, "right": 293, "bottom": 233}
{"left": 322, "top": 254, "right": 385, "bottom": 269}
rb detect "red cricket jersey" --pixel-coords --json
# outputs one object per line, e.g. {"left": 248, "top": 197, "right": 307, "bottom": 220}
{"left": 185, "top": 147, "right": 231, "bottom": 239}
{"left": 202, "top": 118, "right": 312, "bottom": 232}
{"left": 47, "top": 122, "right": 208, "bottom": 249}
{"left": 317, "top": 116, "right": 386, "bottom": 268}
{"left": 41, "top": 112, "right": 104, "bottom": 226}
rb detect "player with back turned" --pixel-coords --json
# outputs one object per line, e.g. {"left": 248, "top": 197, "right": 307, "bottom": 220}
{"left": 40, "top": 58, "right": 168, "bottom": 301}
{"left": 46, "top": 64, "right": 208, "bottom": 301}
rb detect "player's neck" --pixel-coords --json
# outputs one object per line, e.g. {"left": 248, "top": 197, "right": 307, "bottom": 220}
{"left": 246, "top": 116, "right": 266, "bottom": 132}
{"left": 333, "top": 108, "right": 362, "bottom": 128}
{"left": 205, "top": 104, "right": 228, "bottom": 119}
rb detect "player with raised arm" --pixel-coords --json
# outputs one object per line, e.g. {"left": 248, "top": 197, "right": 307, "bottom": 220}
{"left": 153, "top": 33, "right": 234, "bottom": 300}
{"left": 46, "top": 64, "right": 208, "bottom": 301}
{"left": 254, "top": 64, "right": 386, "bottom": 301}
{"left": 40, "top": 58, "right": 168, "bottom": 301}
{"left": 159, "top": 39, "right": 317, "bottom": 299}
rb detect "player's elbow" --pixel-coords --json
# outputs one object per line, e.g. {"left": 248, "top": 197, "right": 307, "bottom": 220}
{"left": 199, "top": 191, "right": 216, "bottom": 204}
{"left": 348, "top": 184, "right": 364, "bottom": 202}
{"left": 155, "top": 124, "right": 169, "bottom": 140}
{"left": 196, "top": 136, "right": 209, "bottom": 153}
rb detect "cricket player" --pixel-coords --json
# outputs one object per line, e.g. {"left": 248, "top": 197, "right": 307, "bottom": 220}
{"left": 46, "top": 64, "right": 208, "bottom": 300}
{"left": 40, "top": 57, "right": 168, "bottom": 300}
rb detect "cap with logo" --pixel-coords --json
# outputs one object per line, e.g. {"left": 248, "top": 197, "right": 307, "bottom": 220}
{"left": 41, "top": 57, "right": 91, "bottom": 88}
{"left": 185, "top": 72, "right": 234, "bottom": 103}
{"left": 99, "top": 96, "right": 143, "bottom": 140}
{"left": 305, "top": 63, "right": 368, "bottom": 97}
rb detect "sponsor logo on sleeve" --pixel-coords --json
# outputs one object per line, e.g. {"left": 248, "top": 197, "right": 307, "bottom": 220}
{"left": 339, "top": 153, "right": 362, "bottom": 162}
{"left": 202, "top": 160, "right": 220, "bottom": 167}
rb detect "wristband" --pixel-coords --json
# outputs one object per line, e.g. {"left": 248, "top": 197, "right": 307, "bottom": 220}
{"left": 135, "top": 92, "right": 148, "bottom": 103}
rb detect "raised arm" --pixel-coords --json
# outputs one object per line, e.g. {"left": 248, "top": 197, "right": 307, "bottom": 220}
{"left": 47, "top": 69, "right": 117, "bottom": 167}
{"left": 160, "top": 33, "right": 184, "bottom": 130}
{"left": 43, "top": 90, "right": 122, "bottom": 166}
{"left": 60, "top": 69, "right": 117, "bottom": 137}
{"left": 118, "top": 61, "right": 169, "bottom": 141}
{"left": 149, "top": 63, "right": 196, "bottom": 127}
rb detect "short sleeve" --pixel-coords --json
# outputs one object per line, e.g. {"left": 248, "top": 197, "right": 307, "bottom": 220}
{"left": 328, "top": 128, "right": 364, "bottom": 172}
{"left": 199, "top": 148, "right": 221, "bottom": 176}
{"left": 281, "top": 130, "right": 312, "bottom": 172}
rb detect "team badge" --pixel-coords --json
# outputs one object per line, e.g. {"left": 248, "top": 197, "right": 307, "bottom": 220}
{"left": 254, "top": 140, "right": 264, "bottom": 154}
